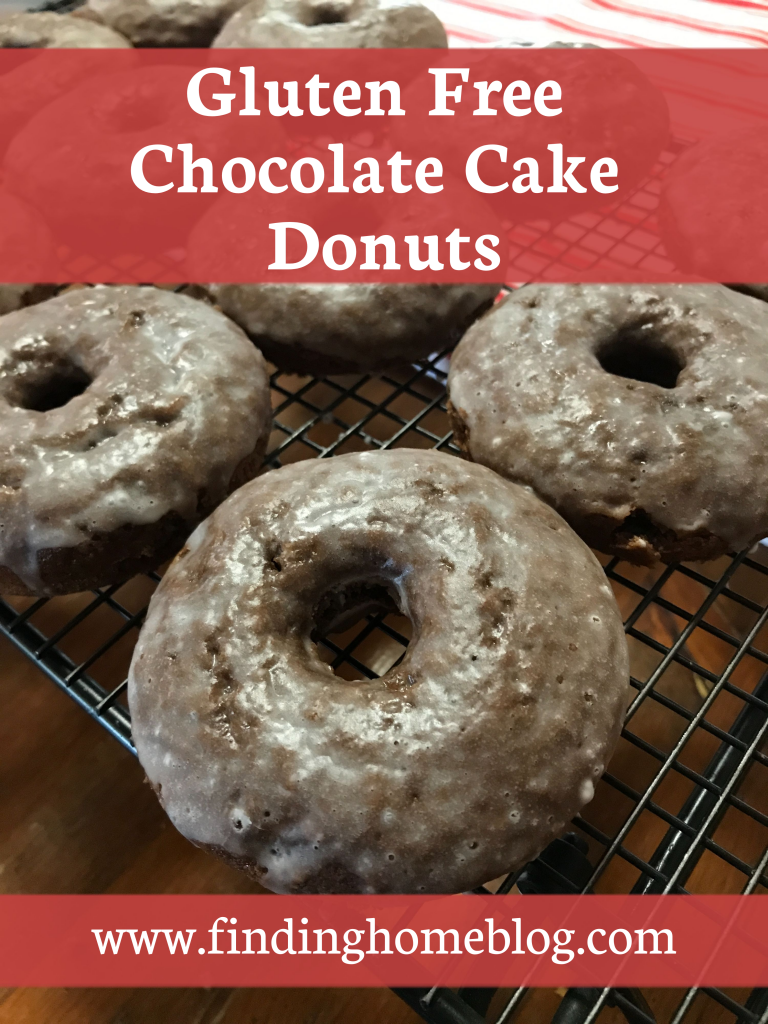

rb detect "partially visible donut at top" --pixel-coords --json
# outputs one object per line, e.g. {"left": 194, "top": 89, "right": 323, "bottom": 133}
{"left": 0, "top": 15, "right": 132, "bottom": 159}
{"left": 490, "top": 38, "right": 598, "bottom": 48}
{"left": 80, "top": 0, "right": 250, "bottom": 46}
{"left": 0, "top": 286, "right": 272, "bottom": 597}
{"left": 196, "top": 284, "right": 500, "bottom": 375}
{"left": 0, "top": 11, "right": 130, "bottom": 47}
{"left": 448, "top": 284, "right": 768, "bottom": 565}
{"left": 213, "top": 0, "right": 447, "bottom": 48}
{"left": 128, "top": 448, "right": 628, "bottom": 894}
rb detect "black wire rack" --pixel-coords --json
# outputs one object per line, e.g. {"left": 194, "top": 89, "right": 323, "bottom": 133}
{"left": 2, "top": 110, "right": 768, "bottom": 1024}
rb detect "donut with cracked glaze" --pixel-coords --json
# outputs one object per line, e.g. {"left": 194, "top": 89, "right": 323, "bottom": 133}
{"left": 0, "top": 286, "right": 272, "bottom": 597}
{"left": 447, "top": 283, "right": 768, "bottom": 565}
{"left": 128, "top": 448, "right": 628, "bottom": 894}
{"left": 213, "top": 0, "right": 447, "bottom": 48}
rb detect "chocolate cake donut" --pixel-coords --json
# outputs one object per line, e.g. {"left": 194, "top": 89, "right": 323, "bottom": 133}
{"left": 79, "top": 0, "right": 250, "bottom": 46}
{"left": 0, "top": 286, "right": 272, "bottom": 597}
{"left": 213, "top": 0, "right": 447, "bottom": 48}
{"left": 196, "top": 284, "right": 501, "bottom": 375}
{"left": 448, "top": 284, "right": 768, "bottom": 565}
{"left": 186, "top": 151, "right": 503, "bottom": 375}
{"left": 128, "top": 448, "right": 628, "bottom": 894}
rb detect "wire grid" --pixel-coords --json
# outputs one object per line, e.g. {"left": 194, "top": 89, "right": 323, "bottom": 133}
{"left": 1, "top": 142, "right": 767, "bottom": 1024}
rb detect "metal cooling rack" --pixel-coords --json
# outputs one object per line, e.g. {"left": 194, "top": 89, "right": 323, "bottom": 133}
{"left": 2, "top": 127, "right": 768, "bottom": 1024}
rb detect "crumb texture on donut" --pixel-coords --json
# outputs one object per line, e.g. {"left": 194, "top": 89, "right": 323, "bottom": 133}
{"left": 448, "top": 283, "right": 768, "bottom": 564}
{"left": 197, "top": 284, "right": 500, "bottom": 374}
{"left": 0, "top": 286, "right": 272, "bottom": 596}
{"left": 128, "top": 449, "right": 628, "bottom": 894}
{"left": 213, "top": 0, "right": 447, "bottom": 47}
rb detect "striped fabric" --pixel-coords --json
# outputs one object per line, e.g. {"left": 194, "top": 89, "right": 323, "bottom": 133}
{"left": 433, "top": 0, "right": 768, "bottom": 47}
{"left": 2, "top": 0, "right": 766, "bottom": 42}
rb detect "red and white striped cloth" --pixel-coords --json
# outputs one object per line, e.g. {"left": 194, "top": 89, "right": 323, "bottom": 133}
{"left": 431, "top": 0, "right": 768, "bottom": 47}
{"left": 1, "top": 0, "right": 765, "bottom": 43}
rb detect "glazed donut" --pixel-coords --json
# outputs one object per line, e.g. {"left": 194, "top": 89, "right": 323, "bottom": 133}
{"left": 186, "top": 153, "right": 502, "bottom": 375}
{"left": 213, "top": 0, "right": 447, "bottom": 48}
{"left": 0, "top": 286, "right": 272, "bottom": 597}
{"left": 195, "top": 284, "right": 501, "bottom": 375}
{"left": 128, "top": 448, "right": 628, "bottom": 894}
{"left": 81, "top": 0, "right": 250, "bottom": 46}
{"left": 448, "top": 284, "right": 768, "bottom": 565}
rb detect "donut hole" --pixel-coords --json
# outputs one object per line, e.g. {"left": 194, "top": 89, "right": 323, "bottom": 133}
{"left": 596, "top": 327, "right": 684, "bottom": 389}
{"left": 304, "top": 0, "right": 354, "bottom": 24}
{"left": 14, "top": 358, "right": 93, "bottom": 413}
{"left": 312, "top": 577, "right": 413, "bottom": 682}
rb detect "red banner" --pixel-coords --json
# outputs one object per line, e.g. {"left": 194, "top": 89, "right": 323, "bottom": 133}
{"left": 1, "top": 894, "right": 767, "bottom": 987}
{"left": 0, "top": 48, "right": 767, "bottom": 283}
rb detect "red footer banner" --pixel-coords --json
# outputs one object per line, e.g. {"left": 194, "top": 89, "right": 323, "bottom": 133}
{"left": 1, "top": 894, "right": 766, "bottom": 988}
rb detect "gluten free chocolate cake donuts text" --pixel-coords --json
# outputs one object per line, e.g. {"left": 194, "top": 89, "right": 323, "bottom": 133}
{"left": 0, "top": 46, "right": 671, "bottom": 279}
